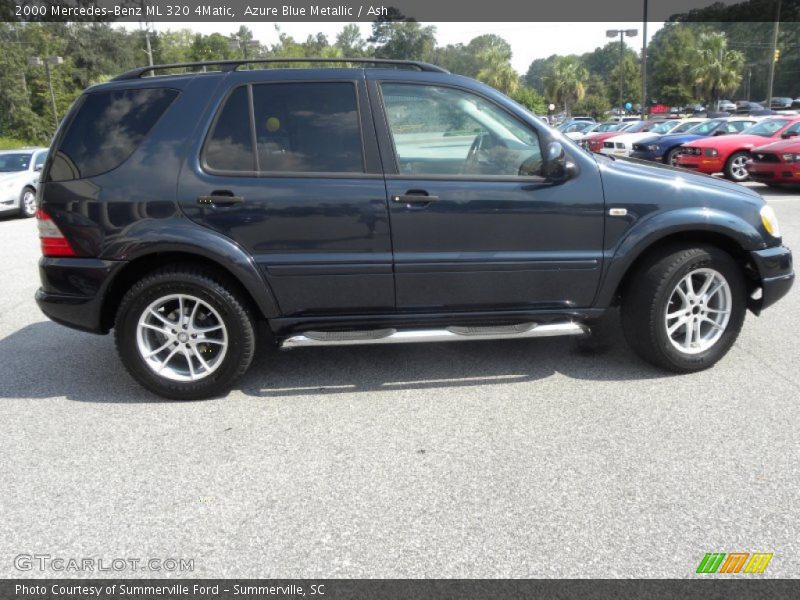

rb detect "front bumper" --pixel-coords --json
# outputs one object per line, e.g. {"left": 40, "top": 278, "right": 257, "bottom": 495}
{"left": 35, "top": 256, "right": 124, "bottom": 334}
{"left": 747, "top": 161, "right": 800, "bottom": 184}
{"left": 675, "top": 153, "right": 724, "bottom": 174}
{"left": 630, "top": 150, "right": 662, "bottom": 162}
{"left": 749, "top": 245, "right": 794, "bottom": 313}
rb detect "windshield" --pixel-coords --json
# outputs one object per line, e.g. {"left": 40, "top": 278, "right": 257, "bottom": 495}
{"left": 741, "top": 119, "right": 791, "bottom": 137}
{"left": 686, "top": 119, "right": 724, "bottom": 135}
{"left": 670, "top": 121, "right": 701, "bottom": 133}
{"left": 595, "top": 122, "right": 624, "bottom": 133}
{"left": 0, "top": 153, "right": 32, "bottom": 173}
{"left": 624, "top": 121, "right": 651, "bottom": 133}
{"left": 649, "top": 120, "right": 681, "bottom": 134}
{"left": 561, "top": 121, "right": 595, "bottom": 133}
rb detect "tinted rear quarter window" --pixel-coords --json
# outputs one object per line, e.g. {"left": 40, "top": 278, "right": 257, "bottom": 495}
{"left": 203, "top": 86, "right": 255, "bottom": 172}
{"left": 49, "top": 88, "right": 178, "bottom": 182}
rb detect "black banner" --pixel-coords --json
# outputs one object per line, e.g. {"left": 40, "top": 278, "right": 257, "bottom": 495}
{"left": 3, "top": 580, "right": 800, "bottom": 600}
{"left": 2, "top": 0, "right": 799, "bottom": 23}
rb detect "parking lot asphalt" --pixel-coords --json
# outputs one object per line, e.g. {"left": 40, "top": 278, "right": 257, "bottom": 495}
{"left": 0, "top": 182, "right": 798, "bottom": 579}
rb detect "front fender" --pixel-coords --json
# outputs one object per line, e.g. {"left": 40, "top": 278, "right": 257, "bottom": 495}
{"left": 594, "top": 207, "right": 766, "bottom": 307}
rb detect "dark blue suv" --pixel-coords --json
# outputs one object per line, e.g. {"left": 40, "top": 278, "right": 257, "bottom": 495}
{"left": 34, "top": 59, "right": 794, "bottom": 399}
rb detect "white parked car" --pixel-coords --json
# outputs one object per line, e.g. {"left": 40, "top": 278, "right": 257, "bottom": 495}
{"left": 0, "top": 148, "right": 48, "bottom": 218}
{"left": 565, "top": 120, "right": 628, "bottom": 142}
{"left": 719, "top": 99, "right": 737, "bottom": 112}
{"left": 599, "top": 120, "right": 700, "bottom": 157}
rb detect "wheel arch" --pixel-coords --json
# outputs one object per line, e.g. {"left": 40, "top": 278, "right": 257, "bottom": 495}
{"left": 100, "top": 248, "right": 280, "bottom": 332}
{"left": 596, "top": 210, "right": 764, "bottom": 308}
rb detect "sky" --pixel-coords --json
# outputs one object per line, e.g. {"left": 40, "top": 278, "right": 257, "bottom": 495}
{"left": 129, "top": 21, "right": 665, "bottom": 74}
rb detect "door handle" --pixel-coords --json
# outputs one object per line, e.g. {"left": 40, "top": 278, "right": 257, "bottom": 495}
{"left": 391, "top": 191, "right": 439, "bottom": 205}
{"left": 197, "top": 191, "right": 244, "bottom": 207}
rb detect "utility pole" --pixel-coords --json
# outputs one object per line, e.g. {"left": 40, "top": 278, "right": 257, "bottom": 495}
{"left": 140, "top": 1, "right": 153, "bottom": 66}
{"left": 766, "top": 0, "right": 781, "bottom": 108}
{"left": 28, "top": 56, "right": 63, "bottom": 131}
{"left": 641, "top": 0, "right": 648, "bottom": 118}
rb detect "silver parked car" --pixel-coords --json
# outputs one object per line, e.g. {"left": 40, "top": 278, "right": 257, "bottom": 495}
{"left": 0, "top": 148, "right": 48, "bottom": 218}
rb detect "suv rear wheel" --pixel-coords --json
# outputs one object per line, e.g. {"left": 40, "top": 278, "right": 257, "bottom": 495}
{"left": 621, "top": 245, "right": 746, "bottom": 372}
{"left": 115, "top": 266, "right": 255, "bottom": 399}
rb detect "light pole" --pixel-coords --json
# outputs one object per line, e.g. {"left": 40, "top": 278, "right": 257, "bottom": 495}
{"left": 28, "top": 55, "right": 63, "bottom": 130}
{"left": 607, "top": 28, "right": 638, "bottom": 116}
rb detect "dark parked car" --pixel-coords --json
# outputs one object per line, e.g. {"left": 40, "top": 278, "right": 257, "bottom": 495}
{"left": 736, "top": 100, "right": 764, "bottom": 114}
{"left": 35, "top": 58, "right": 794, "bottom": 399}
{"left": 763, "top": 97, "right": 794, "bottom": 110}
{"left": 630, "top": 117, "right": 757, "bottom": 165}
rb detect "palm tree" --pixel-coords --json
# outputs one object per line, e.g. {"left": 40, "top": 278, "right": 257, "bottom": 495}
{"left": 692, "top": 32, "right": 745, "bottom": 110}
{"left": 543, "top": 56, "right": 588, "bottom": 116}
{"left": 476, "top": 47, "right": 520, "bottom": 95}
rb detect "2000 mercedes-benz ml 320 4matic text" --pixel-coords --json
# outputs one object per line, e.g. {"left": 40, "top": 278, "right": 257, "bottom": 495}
{"left": 35, "top": 59, "right": 794, "bottom": 399}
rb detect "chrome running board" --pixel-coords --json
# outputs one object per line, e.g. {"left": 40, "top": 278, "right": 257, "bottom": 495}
{"left": 280, "top": 321, "right": 588, "bottom": 349}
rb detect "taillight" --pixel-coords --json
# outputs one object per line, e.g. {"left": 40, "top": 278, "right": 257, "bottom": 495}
{"left": 36, "top": 208, "right": 76, "bottom": 257}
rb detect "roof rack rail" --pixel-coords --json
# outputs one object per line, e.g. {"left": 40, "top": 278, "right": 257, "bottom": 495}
{"left": 112, "top": 58, "right": 448, "bottom": 81}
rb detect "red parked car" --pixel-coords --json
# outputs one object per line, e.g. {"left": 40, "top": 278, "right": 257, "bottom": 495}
{"left": 676, "top": 117, "right": 800, "bottom": 182}
{"left": 746, "top": 125, "right": 800, "bottom": 187}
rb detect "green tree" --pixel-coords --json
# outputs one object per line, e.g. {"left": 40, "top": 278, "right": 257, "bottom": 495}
{"left": 189, "top": 32, "right": 235, "bottom": 62}
{"left": 369, "top": 21, "right": 436, "bottom": 61}
{"left": 648, "top": 23, "right": 702, "bottom": 107}
{"left": 543, "top": 56, "right": 588, "bottom": 115}
{"left": 524, "top": 55, "right": 559, "bottom": 95}
{"left": 335, "top": 24, "right": 367, "bottom": 57}
{"left": 609, "top": 53, "right": 642, "bottom": 108}
{"left": 153, "top": 29, "right": 194, "bottom": 65}
{"left": 475, "top": 47, "right": 519, "bottom": 95}
{"left": 573, "top": 94, "right": 611, "bottom": 120}
{"left": 510, "top": 87, "right": 547, "bottom": 115}
{"left": 691, "top": 32, "right": 745, "bottom": 109}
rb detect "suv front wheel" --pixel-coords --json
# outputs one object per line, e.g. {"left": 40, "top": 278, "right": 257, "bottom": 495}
{"left": 115, "top": 266, "right": 256, "bottom": 399}
{"left": 621, "top": 245, "right": 746, "bottom": 372}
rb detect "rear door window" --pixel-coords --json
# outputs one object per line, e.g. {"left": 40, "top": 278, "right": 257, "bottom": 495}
{"left": 49, "top": 88, "right": 178, "bottom": 181}
{"left": 203, "top": 82, "right": 364, "bottom": 174}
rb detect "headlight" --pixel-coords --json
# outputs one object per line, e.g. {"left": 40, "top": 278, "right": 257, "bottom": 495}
{"left": 704, "top": 148, "right": 719, "bottom": 157}
{"left": 648, "top": 144, "right": 660, "bottom": 151}
{"left": 780, "top": 153, "right": 800, "bottom": 163}
{"left": 760, "top": 205, "right": 781, "bottom": 238}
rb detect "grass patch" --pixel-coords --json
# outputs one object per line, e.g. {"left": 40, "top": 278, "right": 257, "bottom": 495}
{"left": 0, "top": 137, "right": 36, "bottom": 150}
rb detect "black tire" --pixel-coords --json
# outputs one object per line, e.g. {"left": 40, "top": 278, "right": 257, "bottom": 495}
{"left": 665, "top": 147, "right": 682, "bottom": 167}
{"left": 621, "top": 245, "right": 746, "bottom": 373}
{"left": 19, "top": 187, "right": 36, "bottom": 218}
{"left": 724, "top": 151, "right": 750, "bottom": 182}
{"left": 115, "top": 265, "right": 256, "bottom": 400}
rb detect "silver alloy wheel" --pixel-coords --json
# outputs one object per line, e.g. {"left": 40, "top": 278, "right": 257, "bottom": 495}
{"left": 665, "top": 268, "right": 732, "bottom": 355}
{"left": 668, "top": 150, "right": 681, "bottom": 166}
{"left": 136, "top": 293, "right": 228, "bottom": 382}
{"left": 22, "top": 190, "right": 36, "bottom": 216}
{"left": 729, "top": 154, "right": 749, "bottom": 181}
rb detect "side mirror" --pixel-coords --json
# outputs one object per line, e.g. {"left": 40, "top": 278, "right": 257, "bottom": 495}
{"left": 781, "top": 131, "right": 798, "bottom": 139}
{"left": 713, "top": 130, "right": 727, "bottom": 136}
{"left": 543, "top": 141, "right": 576, "bottom": 183}
{"left": 34, "top": 164, "right": 43, "bottom": 171}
